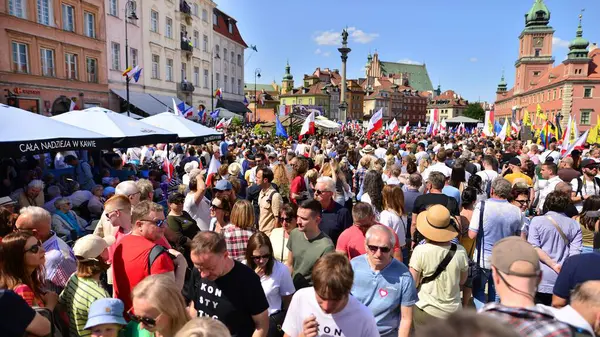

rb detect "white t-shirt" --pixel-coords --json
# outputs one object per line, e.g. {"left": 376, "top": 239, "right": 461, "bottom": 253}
{"left": 183, "top": 193, "right": 211, "bottom": 231}
{"left": 570, "top": 176, "right": 600, "bottom": 212}
{"left": 379, "top": 210, "right": 407, "bottom": 247}
{"left": 282, "top": 287, "right": 379, "bottom": 337}
{"left": 261, "top": 261, "right": 296, "bottom": 315}
{"left": 422, "top": 162, "right": 452, "bottom": 181}
{"left": 476, "top": 170, "right": 499, "bottom": 191}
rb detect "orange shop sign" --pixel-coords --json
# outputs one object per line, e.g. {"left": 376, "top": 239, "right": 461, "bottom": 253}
{"left": 14, "top": 87, "right": 41, "bottom": 95}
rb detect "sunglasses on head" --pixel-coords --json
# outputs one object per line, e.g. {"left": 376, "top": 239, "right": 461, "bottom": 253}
{"left": 367, "top": 245, "right": 391, "bottom": 254}
{"left": 24, "top": 240, "right": 43, "bottom": 254}
{"left": 252, "top": 253, "right": 271, "bottom": 261}
{"left": 140, "top": 219, "right": 165, "bottom": 227}
{"left": 127, "top": 309, "right": 158, "bottom": 328}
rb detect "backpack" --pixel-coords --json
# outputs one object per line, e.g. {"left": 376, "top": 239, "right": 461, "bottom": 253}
{"left": 575, "top": 176, "right": 600, "bottom": 197}
{"left": 147, "top": 244, "right": 169, "bottom": 273}
{"left": 30, "top": 307, "right": 67, "bottom": 337}
{"left": 483, "top": 172, "right": 493, "bottom": 198}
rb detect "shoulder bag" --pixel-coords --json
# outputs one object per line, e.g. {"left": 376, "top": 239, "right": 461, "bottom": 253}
{"left": 420, "top": 244, "right": 457, "bottom": 285}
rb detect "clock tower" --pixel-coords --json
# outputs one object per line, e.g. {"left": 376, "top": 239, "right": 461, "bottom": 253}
{"left": 514, "top": 0, "right": 555, "bottom": 95}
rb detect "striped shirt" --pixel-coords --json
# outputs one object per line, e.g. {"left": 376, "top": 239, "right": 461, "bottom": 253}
{"left": 59, "top": 275, "right": 109, "bottom": 337}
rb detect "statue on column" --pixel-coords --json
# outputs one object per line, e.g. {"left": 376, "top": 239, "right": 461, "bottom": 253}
{"left": 341, "top": 28, "right": 348, "bottom": 46}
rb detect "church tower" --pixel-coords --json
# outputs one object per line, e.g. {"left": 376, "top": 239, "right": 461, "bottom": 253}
{"left": 281, "top": 61, "right": 294, "bottom": 95}
{"left": 562, "top": 13, "right": 590, "bottom": 77}
{"left": 514, "top": 0, "right": 555, "bottom": 94}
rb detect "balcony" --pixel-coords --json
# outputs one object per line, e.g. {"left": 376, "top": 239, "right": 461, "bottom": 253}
{"left": 179, "top": 1, "right": 192, "bottom": 24}
{"left": 180, "top": 82, "right": 195, "bottom": 93}
{"left": 180, "top": 39, "right": 193, "bottom": 60}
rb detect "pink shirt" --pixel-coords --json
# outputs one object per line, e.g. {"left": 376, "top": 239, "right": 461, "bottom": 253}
{"left": 335, "top": 224, "right": 400, "bottom": 260}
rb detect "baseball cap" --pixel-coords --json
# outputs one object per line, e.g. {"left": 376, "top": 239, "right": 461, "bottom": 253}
{"left": 214, "top": 180, "right": 233, "bottom": 191}
{"left": 73, "top": 235, "right": 114, "bottom": 262}
{"left": 0, "top": 196, "right": 17, "bottom": 207}
{"left": 491, "top": 237, "right": 540, "bottom": 277}
{"left": 581, "top": 159, "right": 598, "bottom": 168}
{"left": 84, "top": 298, "right": 127, "bottom": 330}
{"left": 508, "top": 157, "right": 521, "bottom": 166}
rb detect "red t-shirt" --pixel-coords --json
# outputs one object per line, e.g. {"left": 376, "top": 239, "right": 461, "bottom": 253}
{"left": 335, "top": 224, "right": 401, "bottom": 260}
{"left": 290, "top": 176, "right": 306, "bottom": 205}
{"left": 112, "top": 235, "right": 174, "bottom": 312}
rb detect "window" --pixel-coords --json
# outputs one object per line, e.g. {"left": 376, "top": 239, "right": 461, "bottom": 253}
{"left": 62, "top": 4, "right": 74, "bottom": 31}
{"left": 9, "top": 0, "right": 27, "bottom": 18}
{"left": 237, "top": 79, "right": 241, "bottom": 95}
{"left": 65, "top": 53, "right": 78, "bottom": 79}
{"left": 194, "top": 67, "right": 199, "bottom": 86}
{"left": 109, "top": 0, "right": 117, "bottom": 16}
{"left": 203, "top": 35, "right": 208, "bottom": 52}
{"left": 224, "top": 48, "right": 228, "bottom": 61}
{"left": 224, "top": 75, "right": 228, "bottom": 92}
{"left": 231, "top": 51, "right": 234, "bottom": 64}
{"left": 215, "top": 44, "right": 219, "bottom": 56}
{"left": 84, "top": 12, "right": 95, "bottom": 38}
{"left": 581, "top": 110, "right": 592, "bottom": 125}
{"left": 216, "top": 72, "right": 220, "bottom": 88}
{"left": 533, "top": 71, "right": 540, "bottom": 76}
{"left": 228, "top": 21, "right": 233, "bottom": 34}
{"left": 40, "top": 48, "right": 55, "bottom": 76}
{"left": 111, "top": 42, "right": 120, "bottom": 70}
{"left": 202, "top": 9, "right": 207, "bottom": 22}
{"left": 203, "top": 69, "right": 208, "bottom": 88}
{"left": 192, "top": 3, "right": 198, "bottom": 16}
{"left": 86, "top": 57, "right": 97, "bottom": 82}
{"left": 213, "top": 12, "right": 217, "bottom": 25}
{"left": 534, "top": 49, "right": 541, "bottom": 57}
{"left": 130, "top": 48, "right": 138, "bottom": 68}
{"left": 231, "top": 77, "right": 234, "bottom": 95}
{"left": 584, "top": 87, "right": 593, "bottom": 98}
{"left": 165, "top": 17, "right": 172, "bottom": 38}
{"left": 150, "top": 10, "right": 158, "bottom": 32}
{"left": 181, "top": 62, "right": 186, "bottom": 82}
{"left": 166, "top": 58, "right": 173, "bottom": 81}
{"left": 152, "top": 54, "right": 159, "bottom": 78}
{"left": 193, "top": 31, "right": 199, "bottom": 48}
{"left": 37, "top": 0, "right": 52, "bottom": 25}
{"left": 237, "top": 54, "right": 241, "bottom": 66}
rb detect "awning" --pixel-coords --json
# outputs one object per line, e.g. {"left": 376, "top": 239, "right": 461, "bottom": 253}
{"left": 215, "top": 108, "right": 241, "bottom": 119}
{"left": 216, "top": 99, "right": 250, "bottom": 114}
{"left": 110, "top": 90, "right": 193, "bottom": 116}
{"left": 142, "top": 112, "right": 223, "bottom": 145}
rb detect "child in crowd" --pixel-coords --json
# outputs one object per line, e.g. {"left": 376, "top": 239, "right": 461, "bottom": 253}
{"left": 84, "top": 298, "right": 127, "bottom": 337}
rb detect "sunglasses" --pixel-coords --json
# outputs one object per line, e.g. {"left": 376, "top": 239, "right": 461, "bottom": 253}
{"left": 367, "top": 245, "right": 391, "bottom": 254}
{"left": 128, "top": 309, "right": 159, "bottom": 328}
{"left": 314, "top": 190, "right": 330, "bottom": 195}
{"left": 210, "top": 204, "right": 223, "bottom": 210}
{"left": 277, "top": 216, "right": 295, "bottom": 222}
{"left": 24, "top": 240, "right": 43, "bottom": 254}
{"left": 140, "top": 219, "right": 165, "bottom": 227}
{"left": 515, "top": 199, "right": 530, "bottom": 205}
{"left": 252, "top": 254, "right": 271, "bottom": 261}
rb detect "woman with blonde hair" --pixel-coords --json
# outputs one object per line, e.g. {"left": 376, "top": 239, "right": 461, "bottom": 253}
{"left": 272, "top": 164, "right": 290, "bottom": 203}
{"left": 123, "top": 274, "right": 190, "bottom": 337}
{"left": 380, "top": 185, "right": 408, "bottom": 258}
{"left": 174, "top": 318, "right": 231, "bottom": 337}
{"left": 418, "top": 157, "right": 430, "bottom": 174}
{"left": 222, "top": 200, "right": 255, "bottom": 263}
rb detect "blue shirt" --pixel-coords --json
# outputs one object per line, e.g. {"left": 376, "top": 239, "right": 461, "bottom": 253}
{"left": 351, "top": 255, "right": 417, "bottom": 337}
{"left": 553, "top": 252, "right": 600, "bottom": 300}
{"left": 219, "top": 141, "right": 228, "bottom": 156}
{"left": 442, "top": 185, "right": 461, "bottom": 205}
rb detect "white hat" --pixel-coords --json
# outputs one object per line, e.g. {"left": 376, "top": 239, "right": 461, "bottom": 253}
{"left": 0, "top": 196, "right": 17, "bottom": 207}
{"left": 73, "top": 235, "right": 115, "bottom": 262}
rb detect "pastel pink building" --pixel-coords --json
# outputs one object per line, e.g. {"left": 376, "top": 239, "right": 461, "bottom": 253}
{"left": 494, "top": 0, "right": 600, "bottom": 131}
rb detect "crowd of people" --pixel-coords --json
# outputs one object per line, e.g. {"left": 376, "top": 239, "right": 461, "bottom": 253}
{"left": 1, "top": 127, "right": 600, "bottom": 337}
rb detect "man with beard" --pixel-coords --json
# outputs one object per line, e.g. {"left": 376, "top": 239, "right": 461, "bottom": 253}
{"left": 570, "top": 159, "right": 600, "bottom": 212}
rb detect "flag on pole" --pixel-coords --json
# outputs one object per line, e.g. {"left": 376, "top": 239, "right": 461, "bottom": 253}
{"left": 299, "top": 111, "right": 315, "bottom": 140}
{"left": 275, "top": 115, "right": 288, "bottom": 138}
{"left": 176, "top": 101, "right": 193, "bottom": 117}
{"left": 366, "top": 108, "right": 383, "bottom": 139}
{"left": 69, "top": 99, "right": 78, "bottom": 111}
{"left": 511, "top": 121, "right": 520, "bottom": 135}
{"left": 560, "top": 115, "right": 573, "bottom": 157}
{"left": 440, "top": 119, "right": 447, "bottom": 134}
{"left": 132, "top": 67, "right": 142, "bottom": 82}
{"left": 402, "top": 121, "right": 409, "bottom": 135}
{"left": 523, "top": 109, "right": 531, "bottom": 126}
{"left": 498, "top": 119, "right": 509, "bottom": 141}
{"left": 418, "top": 121, "right": 421, "bottom": 129}
{"left": 564, "top": 129, "right": 589, "bottom": 158}
{"left": 172, "top": 98, "right": 179, "bottom": 115}
{"left": 122, "top": 66, "right": 133, "bottom": 77}
{"left": 483, "top": 110, "right": 494, "bottom": 136}
{"left": 215, "top": 118, "right": 226, "bottom": 129}
{"left": 243, "top": 96, "right": 249, "bottom": 107}
{"left": 197, "top": 105, "right": 205, "bottom": 119}
{"left": 210, "top": 109, "right": 220, "bottom": 119}
{"left": 536, "top": 104, "right": 546, "bottom": 121}
{"left": 214, "top": 88, "right": 223, "bottom": 99}
{"left": 389, "top": 118, "right": 398, "bottom": 133}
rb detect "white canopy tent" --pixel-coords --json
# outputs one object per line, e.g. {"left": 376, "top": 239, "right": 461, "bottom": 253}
{"left": 0, "top": 104, "right": 111, "bottom": 155}
{"left": 52, "top": 107, "right": 178, "bottom": 148}
{"left": 315, "top": 115, "right": 341, "bottom": 131}
{"left": 142, "top": 112, "right": 223, "bottom": 144}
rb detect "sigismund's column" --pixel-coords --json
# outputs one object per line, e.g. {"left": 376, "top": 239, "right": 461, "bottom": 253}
{"left": 338, "top": 28, "right": 351, "bottom": 122}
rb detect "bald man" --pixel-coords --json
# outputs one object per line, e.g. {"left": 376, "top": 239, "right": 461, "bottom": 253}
{"left": 558, "top": 157, "right": 581, "bottom": 183}
{"left": 15, "top": 206, "right": 77, "bottom": 293}
{"left": 552, "top": 252, "right": 600, "bottom": 309}
{"left": 547, "top": 281, "right": 600, "bottom": 336}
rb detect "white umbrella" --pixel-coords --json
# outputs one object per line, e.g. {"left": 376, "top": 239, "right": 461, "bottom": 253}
{"left": 0, "top": 104, "right": 111, "bottom": 156}
{"left": 142, "top": 112, "right": 223, "bottom": 144}
{"left": 52, "top": 107, "right": 177, "bottom": 148}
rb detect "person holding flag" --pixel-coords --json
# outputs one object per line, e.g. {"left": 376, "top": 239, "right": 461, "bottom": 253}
{"left": 275, "top": 114, "right": 288, "bottom": 138}
{"left": 388, "top": 118, "right": 398, "bottom": 134}
{"left": 366, "top": 108, "right": 383, "bottom": 139}
{"left": 299, "top": 110, "right": 315, "bottom": 140}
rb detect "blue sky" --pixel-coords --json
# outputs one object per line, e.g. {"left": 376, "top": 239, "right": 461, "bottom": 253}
{"left": 216, "top": 0, "right": 599, "bottom": 103}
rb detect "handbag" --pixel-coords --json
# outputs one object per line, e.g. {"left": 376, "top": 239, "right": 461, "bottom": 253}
{"left": 268, "top": 310, "right": 287, "bottom": 337}
{"left": 471, "top": 201, "right": 486, "bottom": 281}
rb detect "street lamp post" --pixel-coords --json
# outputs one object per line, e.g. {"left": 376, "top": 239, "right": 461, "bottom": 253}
{"left": 254, "top": 68, "right": 261, "bottom": 123}
{"left": 210, "top": 51, "right": 220, "bottom": 119}
{"left": 124, "top": 0, "right": 138, "bottom": 117}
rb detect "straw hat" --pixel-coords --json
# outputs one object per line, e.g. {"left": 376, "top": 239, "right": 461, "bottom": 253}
{"left": 360, "top": 145, "right": 375, "bottom": 156}
{"left": 416, "top": 205, "right": 458, "bottom": 242}
{"left": 228, "top": 162, "right": 242, "bottom": 177}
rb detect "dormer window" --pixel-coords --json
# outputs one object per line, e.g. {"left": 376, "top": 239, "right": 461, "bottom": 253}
{"left": 213, "top": 12, "right": 217, "bottom": 25}
{"left": 228, "top": 21, "right": 233, "bottom": 33}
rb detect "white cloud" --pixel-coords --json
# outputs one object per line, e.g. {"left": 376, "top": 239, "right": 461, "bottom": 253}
{"left": 397, "top": 58, "right": 422, "bottom": 65}
{"left": 314, "top": 48, "right": 322, "bottom": 55}
{"left": 469, "top": 57, "right": 478, "bottom": 63}
{"left": 314, "top": 27, "right": 379, "bottom": 45}
{"left": 323, "top": 52, "right": 331, "bottom": 57}
{"left": 553, "top": 37, "right": 570, "bottom": 48}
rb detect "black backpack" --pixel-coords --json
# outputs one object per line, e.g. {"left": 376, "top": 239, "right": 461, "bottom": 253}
{"left": 575, "top": 176, "right": 600, "bottom": 197}
{"left": 483, "top": 172, "right": 493, "bottom": 198}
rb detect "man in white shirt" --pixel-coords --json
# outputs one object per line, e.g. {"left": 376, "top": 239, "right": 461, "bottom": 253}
{"left": 539, "top": 144, "right": 560, "bottom": 165}
{"left": 536, "top": 162, "right": 562, "bottom": 213}
{"left": 415, "top": 143, "right": 429, "bottom": 164}
{"left": 282, "top": 253, "right": 379, "bottom": 337}
{"left": 374, "top": 141, "right": 387, "bottom": 159}
{"left": 476, "top": 155, "right": 499, "bottom": 195}
{"left": 570, "top": 159, "right": 600, "bottom": 212}
{"left": 421, "top": 151, "right": 452, "bottom": 182}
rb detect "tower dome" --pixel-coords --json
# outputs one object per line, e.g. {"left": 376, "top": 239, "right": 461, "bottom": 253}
{"left": 567, "top": 14, "right": 590, "bottom": 60}
{"left": 525, "top": 0, "right": 550, "bottom": 27}
{"left": 283, "top": 61, "right": 293, "bottom": 81}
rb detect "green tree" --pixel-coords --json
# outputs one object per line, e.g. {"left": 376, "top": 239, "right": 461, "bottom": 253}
{"left": 463, "top": 103, "right": 485, "bottom": 121}
{"left": 229, "top": 116, "right": 242, "bottom": 129}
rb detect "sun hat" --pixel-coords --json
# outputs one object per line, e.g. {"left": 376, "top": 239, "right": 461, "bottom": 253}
{"left": 73, "top": 235, "right": 115, "bottom": 262}
{"left": 0, "top": 196, "right": 17, "bottom": 207}
{"left": 84, "top": 298, "right": 127, "bottom": 330}
{"left": 228, "top": 162, "right": 242, "bottom": 177}
{"left": 360, "top": 145, "right": 375, "bottom": 156}
{"left": 416, "top": 204, "right": 458, "bottom": 242}
{"left": 491, "top": 236, "right": 540, "bottom": 277}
